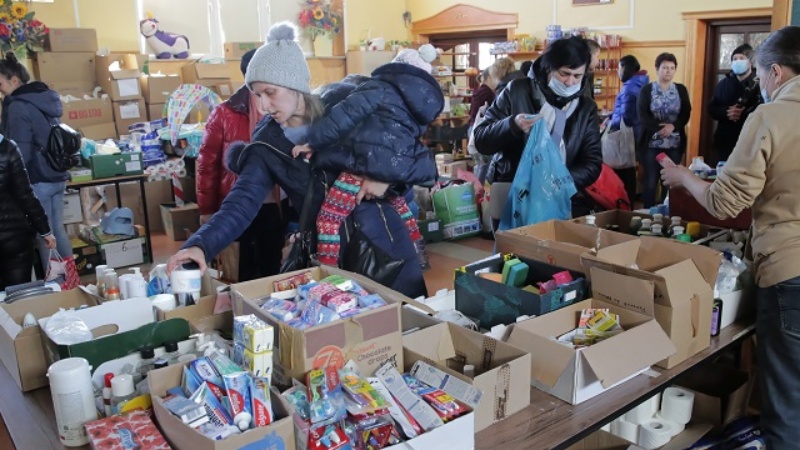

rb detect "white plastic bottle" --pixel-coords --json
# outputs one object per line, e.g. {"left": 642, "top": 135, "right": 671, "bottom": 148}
{"left": 585, "top": 215, "right": 597, "bottom": 227}
{"left": 110, "top": 374, "right": 136, "bottom": 415}
{"left": 48, "top": 358, "right": 98, "bottom": 447}
{"left": 689, "top": 157, "right": 707, "bottom": 179}
{"left": 127, "top": 267, "right": 148, "bottom": 298}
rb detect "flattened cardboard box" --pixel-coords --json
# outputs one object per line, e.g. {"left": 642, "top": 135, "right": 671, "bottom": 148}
{"left": 150, "top": 363, "right": 295, "bottom": 450}
{"left": 506, "top": 268, "right": 676, "bottom": 405}
{"left": 61, "top": 97, "right": 114, "bottom": 130}
{"left": 0, "top": 288, "right": 99, "bottom": 391}
{"left": 233, "top": 266, "right": 405, "bottom": 380}
{"left": 496, "top": 220, "right": 637, "bottom": 274}
{"left": 403, "top": 321, "right": 531, "bottom": 431}
{"left": 581, "top": 237, "right": 721, "bottom": 369}
{"left": 33, "top": 52, "right": 95, "bottom": 84}
{"left": 46, "top": 28, "right": 98, "bottom": 52}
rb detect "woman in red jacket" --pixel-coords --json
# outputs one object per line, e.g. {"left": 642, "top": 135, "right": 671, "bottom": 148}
{"left": 196, "top": 49, "right": 287, "bottom": 281}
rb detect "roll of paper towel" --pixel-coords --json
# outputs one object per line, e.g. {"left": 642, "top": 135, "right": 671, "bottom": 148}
{"left": 611, "top": 418, "right": 639, "bottom": 443}
{"left": 661, "top": 387, "right": 694, "bottom": 425}
{"left": 638, "top": 419, "right": 674, "bottom": 449}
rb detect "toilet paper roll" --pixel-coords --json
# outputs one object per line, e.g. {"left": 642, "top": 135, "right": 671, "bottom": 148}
{"left": 170, "top": 269, "right": 202, "bottom": 294}
{"left": 611, "top": 418, "right": 639, "bottom": 443}
{"left": 637, "top": 419, "right": 674, "bottom": 449}
{"left": 151, "top": 294, "right": 176, "bottom": 314}
{"left": 624, "top": 402, "right": 654, "bottom": 425}
{"left": 175, "top": 158, "right": 186, "bottom": 169}
{"left": 165, "top": 160, "right": 177, "bottom": 170}
{"left": 661, "top": 387, "right": 694, "bottom": 425}
{"left": 176, "top": 168, "right": 187, "bottom": 178}
{"left": 601, "top": 423, "right": 611, "bottom": 433}
{"left": 655, "top": 413, "right": 684, "bottom": 437}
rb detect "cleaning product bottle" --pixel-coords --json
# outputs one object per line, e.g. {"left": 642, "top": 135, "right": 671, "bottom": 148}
{"left": 127, "top": 267, "right": 148, "bottom": 298}
{"left": 102, "top": 373, "right": 114, "bottom": 417}
{"left": 689, "top": 156, "right": 708, "bottom": 179}
{"left": 48, "top": 358, "right": 97, "bottom": 446}
{"left": 138, "top": 347, "right": 155, "bottom": 380}
{"left": 667, "top": 216, "right": 682, "bottom": 237}
{"left": 110, "top": 374, "right": 136, "bottom": 415}
{"left": 163, "top": 341, "right": 181, "bottom": 364}
{"left": 652, "top": 213, "right": 664, "bottom": 228}
{"left": 638, "top": 219, "right": 653, "bottom": 236}
{"left": 651, "top": 223, "right": 664, "bottom": 237}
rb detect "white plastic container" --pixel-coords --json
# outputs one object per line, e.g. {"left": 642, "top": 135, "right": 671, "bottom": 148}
{"left": 47, "top": 358, "right": 97, "bottom": 447}
{"left": 171, "top": 268, "right": 202, "bottom": 307}
{"left": 127, "top": 267, "right": 148, "bottom": 298}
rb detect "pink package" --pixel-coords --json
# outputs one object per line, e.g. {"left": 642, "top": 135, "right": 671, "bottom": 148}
{"left": 309, "top": 283, "right": 340, "bottom": 302}
{"left": 552, "top": 271, "right": 573, "bottom": 286}
{"left": 324, "top": 293, "right": 358, "bottom": 314}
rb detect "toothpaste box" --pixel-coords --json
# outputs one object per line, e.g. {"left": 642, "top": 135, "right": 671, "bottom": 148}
{"left": 234, "top": 342, "right": 273, "bottom": 380}
{"left": 233, "top": 314, "right": 274, "bottom": 353}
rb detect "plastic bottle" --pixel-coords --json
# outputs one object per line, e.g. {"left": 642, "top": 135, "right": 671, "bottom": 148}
{"left": 638, "top": 219, "right": 653, "bottom": 236}
{"left": 710, "top": 299, "right": 723, "bottom": 336}
{"left": 667, "top": 216, "right": 682, "bottom": 236}
{"left": 685, "top": 221, "right": 702, "bottom": 238}
{"left": 651, "top": 223, "right": 664, "bottom": 237}
{"left": 163, "top": 341, "right": 181, "bottom": 364}
{"left": 127, "top": 267, "right": 148, "bottom": 298}
{"left": 585, "top": 215, "right": 597, "bottom": 227}
{"left": 629, "top": 216, "right": 642, "bottom": 235}
{"left": 153, "top": 358, "right": 169, "bottom": 370}
{"left": 689, "top": 156, "right": 707, "bottom": 179}
{"left": 102, "top": 373, "right": 114, "bottom": 417}
{"left": 652, "top": 213, "right": 664, "bottom": 226}
{"left": 95, "top": 265, "right": 109, "bottom": 299}
{"left": 48, "top": 358, "right": 97, "bottom": 446}
{"left": 672, "top": 226, "right": 686, "bottom": 238}
{"left": 104, "top": 271, "right": 121, "bottom": 301}
{"left": 138, "top": 347, "right": 155, "bottom": 380}
{"left": 110, "top": 374, "right": 136, "bottom": 415}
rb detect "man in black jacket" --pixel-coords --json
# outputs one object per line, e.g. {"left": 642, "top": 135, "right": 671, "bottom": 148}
{"left": 708, "top": 44, "right": 761, "bottom": 165}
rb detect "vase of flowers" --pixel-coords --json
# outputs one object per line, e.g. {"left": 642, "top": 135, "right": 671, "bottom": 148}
{"left": 298, "top": 0, "right": 342, "bottom": 57}
{"left": 0, "top": 1, "right": 48, "bottom": 61}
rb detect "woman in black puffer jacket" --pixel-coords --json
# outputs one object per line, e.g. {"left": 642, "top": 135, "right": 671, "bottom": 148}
{"left": 0, "top": 136, "right": 54, "bottom": 290}
{"left": 474, "top": 37, "right": 602, "bottom": 217}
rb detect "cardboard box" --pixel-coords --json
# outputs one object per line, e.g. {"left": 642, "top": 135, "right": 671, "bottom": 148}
{"left": 80, "top": 122, "right": 118, "bottom": 141}
{"left": 141, "top": 74, "right": 182, "bottom": 104}
{"left": 46, "top": 28, "right": 98, "bottom": 52}
{"left": 33, "top": 52, "right": 95, "bottom": 84}
{"left": 46, "top": 79, "right": 96, "bottom": 97}
{"left": 61, "top": 97, "right": 114, "bottom": 129}
{"left": 149, "top": 363, "right": 296, "bottom": 450}
{"left": 106, "top": 179, "right": 174, "bottom": 233}
{"left": 571, "top": 210, "right": 725, "bottom": 243}
{"left": 507, "top": 268, "right": 676, "bottom": 404}
{"left": 679, "top": 364, "right": 751, "bottom": 427}
{"left": 181, "top": 62, "right": 231, "bottom": 83}
{"left": 224, "top": 42, "right": 263, "bottom": 59}
{"left": 85, "top": 151, "right": 144, "bottom": 179}
{"left": 232, "top": 266, "right": 405, "bottom": 381}
{"left": 403, "top": 322, "right": 531, "bottom": 431}
{"left": 147, "top": 102, "right": 166, "bottom": 121}
{"left": 455, "top": 254, "right": 587, "bottom": 329}
{"left": 96, "top": 54, "right": 145, "bottom": 101}
{"left": 73, "top": 242, "right": 105, "bottom": 275}
{"left": 581, "top": 237, "right": 722, "bottom": 369}
{"left": 188, "top": 79, "right": 234, "bottom": 100}
{"left": 63, "top": 191, "right": 82, "bottom": 224}
{"left": 160, "top": 203, "right": 200, "bottom": 241}
{"left": 496, "top": 220, "right": 638, "bottom": 274}
{"left": 418, "top": 219, "right": 444, "bottom": 243}
{"left": 113, "top": 98, "right": 147, "bottom": 135}
{"left": 0, "top": 288, "right": 99, "bottom": 391}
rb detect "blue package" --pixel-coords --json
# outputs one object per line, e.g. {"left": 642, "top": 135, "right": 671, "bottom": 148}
{"left": 358, "top": 294, "right": 387, "bottom": 309}
{"left": 296, "top": 282, "right": 319, "bottom": 302}
{"left": 261, "top": 298, "right": 299, "bottom": 322}
{"left": 182, "top": 365, "right": 203, "bottom": 396}
{"left": 301, "top": 300, "right": 340, "bottom": 326}
{"left": 339, "top": 308, "right": 363, "bottom": 318}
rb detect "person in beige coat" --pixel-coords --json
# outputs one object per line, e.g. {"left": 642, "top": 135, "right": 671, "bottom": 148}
{"left": 660, "top": 26, "right": 800, "bottom": 449}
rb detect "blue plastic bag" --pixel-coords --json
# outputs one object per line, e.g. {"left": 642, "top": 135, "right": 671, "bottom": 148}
{"left": 498, "top": 119, "right": 577, "bottom": 231}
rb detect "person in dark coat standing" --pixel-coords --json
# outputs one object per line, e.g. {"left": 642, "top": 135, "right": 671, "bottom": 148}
{"left": 0, "top": 135, "right": 55, "bottom": 290}
{"left": 637, "top": 52, "right": 692, "bottom": 207}
{"left": 708, "top": 44, "right": 761, "bottom": 165}
{"left": 195, "top": 49, "right": 288, "bottom": 281}
{"left": 0, "top": 52, "right": 71, "bottom": 276}
{"left": 293, "top": 46, "right": 443, "bottom": 270}
{"left": 469, "top": 69, "right": 497, "bottom": 127}
{"left": 608, "top": 55, "right": 649, "bottom": 203}
{"left": 167, "top": 22, "right": 430, "bottom": 298}
{"left": 474, "top": 36, "right": 603, "bottom": 216}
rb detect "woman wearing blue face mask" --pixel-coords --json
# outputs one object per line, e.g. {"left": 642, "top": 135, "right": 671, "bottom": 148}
{"left": 708, "top": 44, "right": 761, "bottom": 165}
{"left": 473, "top": 36, "right": 602, "bottom": 216}
{"left": 661, "top": 26, "right": 800, "bottom": 449}
{"left": 637, "top": 52, "right": 692, "bottom": 208}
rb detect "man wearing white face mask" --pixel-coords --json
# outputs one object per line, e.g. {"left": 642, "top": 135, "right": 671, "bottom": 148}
{"left": 708, "top": 44, "right": 761, "bottom": 165}
{"left": 473, "top": 36, "right": 602, "bottom": 217}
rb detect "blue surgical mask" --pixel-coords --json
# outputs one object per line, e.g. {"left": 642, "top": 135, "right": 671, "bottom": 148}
{"left": 548, "top": 76, "right": 582, "bottom": 98}
{"left": 761, "top": 72, "right": 772, "bottom": 104}
{"left": 730, "top": 60, "right": 749, "bottom": 76}
{"left": 282, "top": 124, "right": 310, "bottom": 145}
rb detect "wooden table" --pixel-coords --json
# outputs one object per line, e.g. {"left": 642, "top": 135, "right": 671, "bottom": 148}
{"left": 67, "top": 174, "right": 154, "bottom": 264}
{"left": 0, "top": 322, "right": 754, "bottom": 450}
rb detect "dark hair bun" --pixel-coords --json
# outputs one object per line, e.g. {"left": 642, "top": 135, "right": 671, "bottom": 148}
{"left": 5, "top": 51, "right": 18, "bottom": 64}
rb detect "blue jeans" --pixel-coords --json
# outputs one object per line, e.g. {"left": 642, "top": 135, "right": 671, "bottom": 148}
{"left": 643, "top": 147, "right": 682, "bottom": 208}
{"left": 32, "top": 181, "right": 72, "bottom": 274}
{"left": 756, "top": 276, "right": 800, "bottom": 449}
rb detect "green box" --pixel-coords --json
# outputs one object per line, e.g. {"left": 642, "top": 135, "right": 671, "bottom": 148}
{"left": 68, "top": 166, "right": 92, "bottom": 182}
{"left": 419, "top": 219, "right": 444, "bottom": 243}
{"left": 84, "top": 152, "right": 144, "bottom": 179}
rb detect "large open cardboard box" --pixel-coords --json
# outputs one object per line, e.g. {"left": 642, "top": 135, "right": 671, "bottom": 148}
{"left": 581, "top": 237, "right": 722, "bottom": 369}
{"left": 496, "top": 220, "right": 637, "bottom": 274}
{"left": 571, "top": 210, "right": 726, "bottom": 243}
{"left": 507, "top": 268, "right": 676, "bottom": 404}
{"left": 0, "top": 288, "right": 100, "bottom": 391}
{"left": 233, "top": 266, "right": 406, "bottom": 381}
{"left": 403, "top": 321, "right": 531, "bottom": 431}
{"left": 149, "top": 363, "right": 295, "bottom": 450}
{"left": 96, "top": 54, "right": 146, "bottom": 101}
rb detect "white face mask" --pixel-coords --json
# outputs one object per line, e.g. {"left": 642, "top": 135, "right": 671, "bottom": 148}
{"left": 731, "top": 60, "right": 749, "bottom": 75}
{"left": 548, "top": 76, "right": 582, "bottom": 98}
{"left": 761, "top": 71, "right": 773, "bottom": 104}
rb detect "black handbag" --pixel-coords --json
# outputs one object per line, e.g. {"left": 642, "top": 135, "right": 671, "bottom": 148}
{"left": 341, "top": 218, "right": 405, "bottom": 287}
{"left": 280, "top": 175, "right": 317, "bottom": 274}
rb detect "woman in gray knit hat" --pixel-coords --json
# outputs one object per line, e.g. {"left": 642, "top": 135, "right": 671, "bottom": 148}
{"left": 168, "top": 22, "right": 428, "bottom": 298}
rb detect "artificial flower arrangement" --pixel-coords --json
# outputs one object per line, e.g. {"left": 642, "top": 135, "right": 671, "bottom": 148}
{"left": 0, "top": 1, "right": 48, "bottom": 58}
{"left": 297, "top": 0, "right": 342, "bottom": 41}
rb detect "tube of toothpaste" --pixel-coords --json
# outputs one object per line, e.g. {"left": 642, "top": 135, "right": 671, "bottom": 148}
{"left": 190, "top": 357, "right": 226, "bottom": 401}
{"left": 250, "top": 377, "right": 274, "bottom": 427}
{"left": 223, "top": 372, "right": 253, "bottom": 431}
{"left": 206, "top": 351, "right": 242, "bottom": 376}
{"left": 190, "top": 382, "right": 234, "bottom": 429}
{"left": 182, "top": 365, "right": 203, "bottom": 396}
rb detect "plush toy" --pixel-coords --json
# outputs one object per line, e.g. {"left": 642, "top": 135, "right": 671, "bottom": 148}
{"left": 139, "top": 15, "right": 190, "bottom": 59}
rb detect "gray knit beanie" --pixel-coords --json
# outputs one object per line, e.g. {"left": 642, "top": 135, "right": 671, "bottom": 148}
{"left": 245, "top": 22, "right": 310, "bottom": 94}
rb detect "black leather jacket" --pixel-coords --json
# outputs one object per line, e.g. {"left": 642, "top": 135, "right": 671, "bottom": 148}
{"left": 473, "top": 59, "right": 602, "bottom": 190}
{"left": 0, "top": 137, "right": 51, "bottom": 236}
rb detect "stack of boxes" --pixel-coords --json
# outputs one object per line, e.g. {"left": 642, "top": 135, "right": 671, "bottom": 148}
{"left": 36, "top": 28, "right": 98, "bottom": 97}
{"left": 141, "top": 74, "right": 181, "bottom": 122}
{"left": 95, "top": 54, "right": 148, "bottom": 137}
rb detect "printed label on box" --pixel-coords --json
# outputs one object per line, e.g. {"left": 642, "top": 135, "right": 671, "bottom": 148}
{"left": 125, "top": 161, "right": 142, "bottom": 172}
{"left": 104, "top": 238, "right": 143, "bottom": 268}
{"left": 428, "top": 222, "right": 439, "bottom": 232}
{"left": 119, "top": 102, "right": 142, "bottom": 120}
{"left": 118, "top": 79, "right": 140, "bottom": 97}
{"left": 69, "top": 107, "right": 103, "bottom": 121}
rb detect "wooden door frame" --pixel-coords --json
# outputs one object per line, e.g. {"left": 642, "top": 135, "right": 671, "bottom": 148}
{"left": 682, "top": 8, "right": 772, "bottom": 161}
